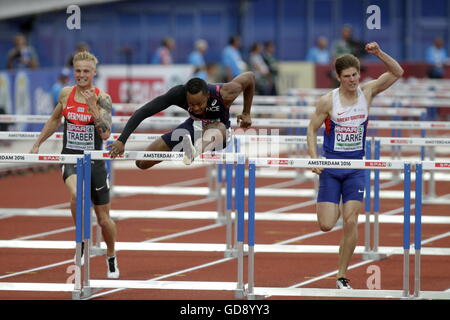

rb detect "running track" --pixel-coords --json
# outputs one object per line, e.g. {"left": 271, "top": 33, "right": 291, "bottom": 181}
{"left": 0, "top": 163, "right": 449, "bottom": 300}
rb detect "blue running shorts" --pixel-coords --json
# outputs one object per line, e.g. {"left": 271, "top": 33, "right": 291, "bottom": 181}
{"left": 317, "top": 168, "right": 365, "bottom": 204}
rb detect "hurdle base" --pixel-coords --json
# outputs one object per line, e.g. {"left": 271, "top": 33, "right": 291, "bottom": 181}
{"left": 72, "top": 290, "right": 83, "bottom": 300}
{"left": 91, "top": 246, "right": 106, "bottom": 257}
{"left": 362, "top": 251, "right": 388, "bottom": 261}
{"left": 73, "top": 286, "right": 102, "bottom": 300}
{"left": 247, "top": 293, "right": 266, "bottom": 300}
{"left": 215, "top": 215, "right": 227, "bottom": 225}
{"left": 234, "top": 287, "right": 247, "bottom": 299}
{"left": 224, "top": 248, "right": 248, "bottom": 258}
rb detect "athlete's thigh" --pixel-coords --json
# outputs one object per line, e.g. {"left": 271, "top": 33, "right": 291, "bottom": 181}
{"left": 317, "top": 169, "right": 342, "bottom": 204}
{"left": 341, "top": 169, "right": 365, "bottom": 203}
{"left": 161, "top": 118, "right": 194, "bottom": 151}
{"left": 317, "top": 169, "right": 342, "bottom": 228}
{"left": 317, "top": 201, "right": 340, "bottom": 228}
{"left": 62, "top": 164, "right": 77, "bottom": 197}
{"left": 90, "top": 160, "right": 110, "bottom": 206}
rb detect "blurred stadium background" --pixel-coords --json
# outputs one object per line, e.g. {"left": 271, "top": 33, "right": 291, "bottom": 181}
{"left": 0, "top": 0, "right": 450, "bottom": 125}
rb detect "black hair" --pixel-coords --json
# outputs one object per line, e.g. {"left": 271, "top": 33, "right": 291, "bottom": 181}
{"left": 229, "top": 35, "right": 240, "bottom": 45}
{"left": 185, "top": 78, "right": 208, "bottom": 95}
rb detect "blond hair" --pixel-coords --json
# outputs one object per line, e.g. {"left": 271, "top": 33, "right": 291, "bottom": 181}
{"left": 72, "top": 51, "right": 98, "bottom": 66}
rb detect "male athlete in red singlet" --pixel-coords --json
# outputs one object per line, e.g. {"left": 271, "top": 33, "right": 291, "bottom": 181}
{"left": 31, "top": 51, "right": 119, "bottom": 278}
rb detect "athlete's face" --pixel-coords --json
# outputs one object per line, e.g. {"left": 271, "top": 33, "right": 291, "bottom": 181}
{"left": 74, "top": 60, "right": 97, "bottom": 88}
{"left": 337, "top": 67, "right": 360, "bottom": 92}
{"left": 187, "top": 91, "right": 209, "bottom": 115}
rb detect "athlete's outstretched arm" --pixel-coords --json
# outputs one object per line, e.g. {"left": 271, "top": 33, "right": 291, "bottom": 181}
{"left": 30, "top": 91, "right": 66, "bottom": 153}
{"left": 221, "top": 71, "right": 255, "bottom": 128}
{"left": 307, "top": 94, "right": 331, "bottom": 174}
{"left": 362, "top": 42, "right": 404, "bottom": 97}
{"left": 109, "top": 86, "right": 184, "bottom": 157}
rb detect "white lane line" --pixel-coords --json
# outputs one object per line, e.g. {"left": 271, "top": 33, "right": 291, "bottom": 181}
{"left": 7, "top": 194, "right": 215, "bottom": 241}
{"left": 264, "top": 200, "right": 317, "bottom": 213}
{"left": 15, "top": 227, "right": 75, "bottom": 241}
{"left": 166, "top": 177, "right": 208, "bottom": 187}
{"left": 0, "top": 202, "right": 69, "bottom": 220}
{"left": 88, "top": 257, "right": 234, "bottom": 299}
{"left": 143, "top": 223, "right": 223, "bottom": 243}
{"left": 0, "top": 259, "right": 73, "bottom": 280}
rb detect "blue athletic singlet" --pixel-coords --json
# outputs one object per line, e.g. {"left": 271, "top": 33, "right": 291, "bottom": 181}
{"left": 322, "top": 87, "right": 368, "bottom": 159}
{"left": 318, "top": 86, "right": 369, "bottom": 204}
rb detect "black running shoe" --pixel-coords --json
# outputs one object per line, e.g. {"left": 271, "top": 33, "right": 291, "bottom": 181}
{"left": 336, "top": 277, "right": 352, "bottom": 289}
{"left": 106, "top": 256, "right": 120, "bottom": 279}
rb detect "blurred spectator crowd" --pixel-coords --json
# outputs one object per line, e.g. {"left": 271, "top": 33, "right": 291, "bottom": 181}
{"left": 5, "top": 24, "right": 449, "bottom": 95}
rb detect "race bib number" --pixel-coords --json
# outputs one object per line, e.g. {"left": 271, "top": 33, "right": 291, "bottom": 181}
{"left": 66, "top": 123, "right": 95, "bottom": 150}
{"left": 334, "top": 126, "right": 364, "bottom": 151}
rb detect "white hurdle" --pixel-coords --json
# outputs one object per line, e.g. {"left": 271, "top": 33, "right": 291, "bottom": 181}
{"left": 245, "top": 158, "right": 450, "bottom": 300}
{"left": 0, "top": 151, "right": 247, "bottom": 300}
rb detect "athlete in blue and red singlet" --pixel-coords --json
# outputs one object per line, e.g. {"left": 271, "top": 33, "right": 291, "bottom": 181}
{"left": 31, "top": 51, "right": 119, "bottom": 279}
{"left": 109, "top": 72, "right": 255, "bottom": 168}
{"left": 307, "top": 42, "right": 404, "bottom": 289}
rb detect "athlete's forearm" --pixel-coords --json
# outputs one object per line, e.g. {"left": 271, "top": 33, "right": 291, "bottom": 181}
{"left": 376, "top": 51, "right": 404, "bottom": 78}
{"left": 117, "top": 94, "right": 174, "bottom": 144}
{"left": 242, "top": 75, "right": 255, "bottom": 115}
{"left": 33, "top": 117, "right": 62, "bottom": 149}
{"left": 94, "top": 96, "right": 113, "bottom": 140}
{"left": 306, "top": 127, "right": 319, "bottom": 159}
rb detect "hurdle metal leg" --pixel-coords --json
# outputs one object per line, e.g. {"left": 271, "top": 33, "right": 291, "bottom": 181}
{"left": 72, "top": 157, "right": 84, "bottom": 300}
{"left": 234, "top": 156, "right": 246, "bottom": 298}
{"left": 363, "top": 140, "right": 372, "bottom": 259}
{"left": 414, "top": 163, "right": 423, "bottom": 298}
{"left": 402, "top": 163, "right": 411, "bottom": 299}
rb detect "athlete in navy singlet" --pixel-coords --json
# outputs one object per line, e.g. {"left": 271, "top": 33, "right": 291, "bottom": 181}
{"left": 307, "top": 42, "right": 404, "bottom": 289}
{"left": 109, "top": 72, "right": 255, "bottom": 168}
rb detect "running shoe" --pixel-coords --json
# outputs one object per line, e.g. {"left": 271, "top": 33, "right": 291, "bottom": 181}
{"left": 106, "top": 256, "right": 120, "bottom": 279}
{"left": 182, "top": 134, "right": 198, "bottom": 165}
{"left": 336, "top": 277, "right": 352, "bottom": 289}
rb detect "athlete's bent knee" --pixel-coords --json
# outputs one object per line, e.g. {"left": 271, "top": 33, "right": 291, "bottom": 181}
{"left": 319, "top": 223, "right": 334, "bottom": 232}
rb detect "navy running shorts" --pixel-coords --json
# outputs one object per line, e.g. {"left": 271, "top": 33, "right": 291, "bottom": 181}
{"left": 317, "top": 168, "right": 365, "bottom": 204}
{"left": 62, "top": 160, "right": 110, "bottom": 206}
{"left": 161, "top": 118, "right": 229, "bottom": 150}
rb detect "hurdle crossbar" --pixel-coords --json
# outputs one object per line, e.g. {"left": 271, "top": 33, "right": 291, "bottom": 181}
{"left": 2, "top": 209, "right": 450, "bottom": 225}
{"left": 2, "top": 114, "right": 450, "bottom": 129}
{"left": 246, "top": 158, "right": 417, "bottom": 300}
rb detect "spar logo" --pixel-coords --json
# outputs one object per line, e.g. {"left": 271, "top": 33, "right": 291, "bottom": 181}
{"left": 103, "top": 152, "right": 125, "bottom": 159}
{"left": 365, "top": 161, "right": 389, "bottom": 167}
{"left": 431, "top": 123, "right": 447, "bottom": 128}
{"left": 267, "top": 159, "right": 289, "bottom": 165}
{"left": 39, "top": 155, "right": 62, "bottom": 161}
{"left": 435, "top": 163, "right": 450, "bottom": 168}
{"left": 200, "top": 153, "right": 223, "bottom": 160}
{"left": 389, "top": 139, "right": 410, "bottom": 144}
